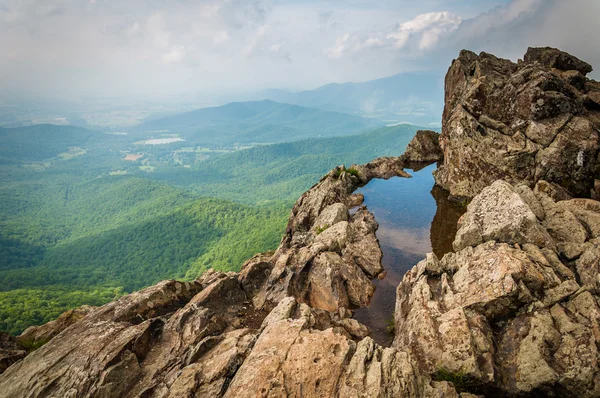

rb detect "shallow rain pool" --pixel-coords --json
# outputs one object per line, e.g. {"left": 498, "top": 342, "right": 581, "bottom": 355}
{"left": 352, "top": 163, "right": 465, "bottom": 346}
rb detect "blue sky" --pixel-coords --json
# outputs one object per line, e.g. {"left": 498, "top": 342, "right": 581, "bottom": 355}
{"left": 0, "top": 0, "right": 597, "bottom": 99}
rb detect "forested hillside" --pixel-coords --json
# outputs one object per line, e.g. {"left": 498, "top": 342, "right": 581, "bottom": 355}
{"left": 0, "top": 124, "right": 97, "bottom": 162}
{"left": 0, "top": 120, "right": 423, "bottom": 334}
{"left": 148, "top": 124, "right": 421, "bottom": 204}
{"left": 133, "top": 100, "right": 383, "bottom": 145}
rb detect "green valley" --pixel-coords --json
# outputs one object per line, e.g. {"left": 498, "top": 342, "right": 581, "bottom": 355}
{"left": 0, "top": 102, "right": 423, "bottom": 335}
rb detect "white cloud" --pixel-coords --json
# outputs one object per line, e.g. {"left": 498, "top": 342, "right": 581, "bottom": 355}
{"left": 325, "top": 11, "right": 462, "bottom": 60}
{"left": 162, "top": 45, "right": 185, "bottom": 64}
{"left": 325, "top": 33, "right": 350, "bottom": 59}
{"left": 126, "top": 22, "right": 140, "bottom": 37}
{"left": 213, "top": 31, "right": 230, "bottom": 46}
{"left": 269, "top": 42, "right": 291, "bottom": 61}
{"left": 388, "top": 11, "right": 462, "bottom": 50}
{"left": 242, "top": 25, "right": 269, "bottom": 57}
{"left": 0, "top": 0, "right": 598, "bottom": 99}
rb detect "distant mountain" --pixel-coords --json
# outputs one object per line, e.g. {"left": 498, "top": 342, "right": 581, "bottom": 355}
{"left": 256, "top": 72, "right": 444, "bottom": 127}
{"left": 133, "top": 100, "right": 383, "bottom": 145}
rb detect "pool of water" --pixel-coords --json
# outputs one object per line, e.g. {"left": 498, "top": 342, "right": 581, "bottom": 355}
{"left": 352, "top": 163, "right": 465, "bottom": 346}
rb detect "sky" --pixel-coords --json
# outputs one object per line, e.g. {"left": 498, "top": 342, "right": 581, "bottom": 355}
{"left": 0, "top": 0, "right": 599, "bottom": 99}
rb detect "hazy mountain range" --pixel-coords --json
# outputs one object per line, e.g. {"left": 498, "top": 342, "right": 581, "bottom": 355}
{"left": 0, "top": 71, "right": 444, "bottom": 130}
{"left": 133, "top": 100, "right": 384, "bottom": 145}
{"left": 253, "top": 72, "right": 444, "bottom": 127}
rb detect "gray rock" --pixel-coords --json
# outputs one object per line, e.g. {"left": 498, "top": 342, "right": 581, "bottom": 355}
{"left": 453, "top": 180, "right": 555, "bottom": 251}
{"left": 436, "top": 48, "right": 600, "bottom": 199}
{"left": 400, "top": 130, "right": 443, "bottom": 164}
{"left": 524, "top": 46, "right": 593, "bottom": 75}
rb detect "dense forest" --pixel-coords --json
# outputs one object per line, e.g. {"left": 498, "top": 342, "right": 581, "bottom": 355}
{"left": 0, "top": 111, "right": 422, "bottom": 335}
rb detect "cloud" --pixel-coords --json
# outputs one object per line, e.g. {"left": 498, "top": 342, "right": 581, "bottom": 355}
{"left": 146, "top": 12, "right": 170, "bottom": 49}
{"left": 0, "top": 0, "right": 598, "bottom": 99}
{"left": 324, "top": 32, "right": 388, "bottom": 60}
{"left": 213, "top": 31, "right": 230, "bottom": 46}
{"left": 325, "top": 33, "right": 350, "bottom": 59}
{"left": 320, "top": 0, "right": 599, "bottom": 81}
{"left": 388, "top": 11, "right": 462, "bottom": 50}
{"left": 269, "top": 42, "right": 292, "bottom": 62}
{"left": 162, "top": 45, "right": 185, "bottom": 64}
{"left": 325, "top": 11, "right": 462, "bottom": 60}
{"left": 242, "top": 25, "right": 269, "bottom": 57}
{"left": 242, "top": 25, "right": 292, "bottom": 61}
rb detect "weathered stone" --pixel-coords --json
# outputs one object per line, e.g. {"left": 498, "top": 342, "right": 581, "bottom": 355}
{"left": 559, "top": 199, "right": 600, "bottom": 238}
{"left": 343, "top": 209, "right": 383, "bottom": 277}
{"left": 19, "top": 305, "right": 94, "bottom": 348}
{"left": 313, "top": 203, "right": 348, "bottom": 231}
{"left": 576, "top": 243, "right": 600, "bottom": 291}
{"left": 307, "top": 251, "right": 373, "bottom": 311}
{"left": 453, "top": 180, "right": 555, "bottom": 251}
{"left": 394, "top": 177, "right": 600, "bottom": 396}
{"left": 436, "top": 48, "right": 600, "bottom": 199}
{"left": 514, "top": 184, "right": 545, "bottom": 220}
{"left": 400, "top": 130, "right": 443, "bottom": 164}
{"left": 239, "top": 253, "right": 273, "bottom": 308}
{"left": 255, "top": 155, "right": 405, "bottom": 312}
{"left": 313, "top": 221, "right": 350, "bottom": 252}
{"left": 169, "top": 329, "right": 257, "bottom": 397}
{"left": 224, "top": 319, "right": 352, "bottom": 398}
{"left": 334, "top": 318, "right": 370, "bottom": 340}
{"left": 524, "top": 46, "right": 593, "bottom": 75}
{"left": 347, "top": 192, "right": 364, "bottom": 208}
{"left": 496, "top": 291, "right": 600, "bottom": 396}
{"left": 260, "top": 296, "right": 297, "bottom": 330}
{"left": 534, "top": 179, "right": 574, "bottom": 202}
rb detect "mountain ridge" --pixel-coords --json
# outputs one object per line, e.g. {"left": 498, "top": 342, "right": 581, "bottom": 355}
{"left": 133, "top": 99, "right": 383, "bottom": 145}
{"left": 255, "top": 71, "right": 444, "bottom": 126}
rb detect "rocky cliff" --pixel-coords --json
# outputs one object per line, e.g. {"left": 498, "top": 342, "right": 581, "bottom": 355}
{"left": 1, "top": 47, "right": 599, "bottom": 397}
{"left": 435, "top": 47, "right": 600, "bottom": 200}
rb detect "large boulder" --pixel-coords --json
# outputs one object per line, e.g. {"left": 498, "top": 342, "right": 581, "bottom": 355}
{"left": 400, "top": 130, "right": 443, "bottom": 164}
{"left": 435, "top": 47, "right": 600, "bottom": 199}
{"left": 453, "top": 180, "right": 555, "bottom": 251}
{"left": 524, "top": 46, "right": 593, "bottom": 75}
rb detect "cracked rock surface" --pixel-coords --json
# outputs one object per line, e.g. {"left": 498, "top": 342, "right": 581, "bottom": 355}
{"left": 435, "top": 46, "right": 600, "bottom": 199}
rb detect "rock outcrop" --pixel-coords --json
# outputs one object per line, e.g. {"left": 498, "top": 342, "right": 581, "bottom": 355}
{"left": 394, "top": 179, "right": 600, "bottom": 396}
{"left": 400, "top": 130, "right": 443, "bottom": 164}
{"left": 18, "top": 305, "right": 94, "bottom": 347}
{"left": 435, "top": 47, "right": 600, "bottom": 199}
{"left": 0, "top": 155, "right": 442, "bottom": 398}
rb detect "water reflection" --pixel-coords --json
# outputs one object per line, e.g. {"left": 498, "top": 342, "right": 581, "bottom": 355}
{"left": 352, "top": 164, "right": 465, "bottom": 346}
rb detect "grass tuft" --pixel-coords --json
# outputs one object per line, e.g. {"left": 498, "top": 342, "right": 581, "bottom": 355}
{"left": 346, "top": 167, "right": 360, "bottom": 177}
{"left": 315, "top": 224, "right": 330, "bottom": 235}
{"left": 18, "top": 337, "right": 49, "bottom": 353}
{"left": 432, "top": 367, "right": 477, "bottom": 392}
